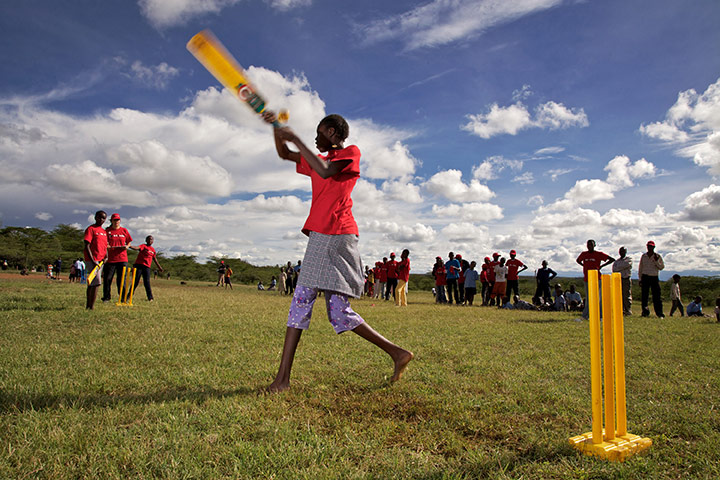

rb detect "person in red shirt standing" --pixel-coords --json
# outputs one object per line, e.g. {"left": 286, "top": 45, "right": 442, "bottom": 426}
{"left": 396, "top": 249, "right": 411, "bottom": 307}
{"left": 505, "top": 249, "right": 528, "bottom": 300}
{"left": 486, "top": 252, "right": 500, "bottom": 306}
{"left": 576, "top": 239, "right": 615, "bottom": 319}
{"left": 374, "top": 260, "right": 386, "bottom": 299}
{"left": 102, "top": 213, "right": 133, "bottom": 302}
{"left": 129, "top": 235, "right": 163, "bottom": 301}
{"left": 480, "top": 257, "right": 491, "bottom": 306}
{"left": 83, "top": 210, "right": 108, "bottom": 310}
{"left": 432, "top": 256, "right": 447, "bottom": 303}
{"left": 385, "top": 252, "right": 399, "bottom": 301}
{"left": 262, "top": 111, "right": 413, "bottom": 393}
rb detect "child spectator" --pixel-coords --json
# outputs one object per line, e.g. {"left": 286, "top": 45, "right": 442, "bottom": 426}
{"left": 564, "top": 284, "right": 583, "bottom": 312}
{"left": 463, "top": 261, "right": 480, "bottom": 306}
{"left": 432, "top": 257, "right": 447, "bottom": 304}
{"left": 491, "top": 257, "right": 507, "bottom": 303}
{"left": 513, "top": 295, "right": 537, "bottom": 310}
{"left": 686, "top": 296, "right": 703, "bottom": 316}
{"left": 553, "top": 284, "right": 567, "bottom": 311}
{"left": 669, "top": 274, "right": 684, "bottom": 317}
{"left": 715, "top": 297, "right": 720, "bottom": 323}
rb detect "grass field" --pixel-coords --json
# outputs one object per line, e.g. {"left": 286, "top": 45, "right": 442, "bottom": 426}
{"left": 1, "top": 273, "right": 719, "bottom": 479}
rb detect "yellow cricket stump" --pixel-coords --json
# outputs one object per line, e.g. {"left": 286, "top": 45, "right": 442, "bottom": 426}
{"left": 116, "top": 266, "right": 136, "bottom": 307}
{"left": 569, "top": 270, "right": 651, "bottom": 461}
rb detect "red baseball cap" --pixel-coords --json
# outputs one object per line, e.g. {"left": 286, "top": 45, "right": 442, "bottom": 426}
{"left": 390, "top": 252, "right": 395, "bottom": 256}
{"left": 110, "top": 213, "right": 121, "bottom": 220}
{"left": 492, "top": 252, "right": 500, "bottom": 257}
{"left": 510, "top": 249, "right": 516, "bottom": 255}
{"left": 436, "top": 256, "right": 442, "bottom": 260}
{"left": 647, "top": 241, "right": 655, "bottom": 246}
{"left": 484, "top": 256, "right": 490, "bottom": 261}
{"left": 456, "top": 254, "right": 462, "bottom": 259}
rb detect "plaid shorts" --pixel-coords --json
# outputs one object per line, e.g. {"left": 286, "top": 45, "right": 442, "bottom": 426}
{"left": 297, "top": 232, "right": 364, "bottom": 298}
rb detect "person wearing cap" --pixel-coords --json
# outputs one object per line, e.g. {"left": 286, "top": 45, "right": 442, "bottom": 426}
{"left": 612, "top": 246, "right": 633, "bottom": 315}
{"left": 385, "top": 252, "right": 399, "bottom": 301}
{"left": 505, "top": 249, "right": 528, "bottom": 301}
{"left": 445, "top": 252, "right": 461, "bottom": 305}
{"left": 217, "top": 260, "right": 226, "bottom": 287}
{"left": 576, "top": 239, "right": 615, "bottom": 319}
{"left": 102, "top": 213, "right": 133, "bottom": 302}
{"left": 638, "top": 240, "right": 665, "bottom": 318}
{"left": 432, "top": 256, "right": 447, "bottom": 303}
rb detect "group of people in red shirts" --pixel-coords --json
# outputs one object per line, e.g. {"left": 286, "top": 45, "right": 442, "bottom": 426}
{"left": 429, "top": 250, "right": 529, "bottom": 306}
{"left": 366, "top": 250, "right": 411, "bottom": 306}
{"left": 83, "top": 210, "right": 164, "bottom": 309}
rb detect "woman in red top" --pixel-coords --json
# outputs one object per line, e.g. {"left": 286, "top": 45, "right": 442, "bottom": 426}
{"left": 262, "top": 111, "right": 413, "bottom": 393}
{"left": 129, "top": 235, "right": 163, "bottom": 302}
{"left": 396, "top": 249, "right": 411, "bottom": 307}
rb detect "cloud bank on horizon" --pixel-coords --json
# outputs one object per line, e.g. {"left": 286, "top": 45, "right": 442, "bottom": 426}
{"left": 0, "top": 0, "right": 719, "bottom": 277}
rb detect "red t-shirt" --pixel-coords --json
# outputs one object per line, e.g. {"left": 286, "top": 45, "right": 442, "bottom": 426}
{"left": 106, "top": 226, "right": 132, "bottom": 263}
{"left": 577, "top": 250, "right": 611, "bottom": 281}
{"left": 386, "top": 260, "right": 399, "bottom": 279}
{"left": 296, "top": 145, "right": 360, "bottom": 236}
{"left": 397, "top": 258, "right": 410, "bottom": 282}
{"left": 83, "top": 224, "right": 108, "bottom": 263}
{"left": 480, "top": 264, "right": 489, "bottom": 283}
{"left": 434, "top": 264, "right": 447, "bottom": 286}
{"left": 378, "top": 264, "right": 388, "bottom": 282}
{"left": 506, "top": 258, "right": 525, "bottom": 281}
{"left": 134, "top": 244, "right": 156, "bottom": 268}
{"left": 487, "top": 261, "right": 499, "bottom": 282}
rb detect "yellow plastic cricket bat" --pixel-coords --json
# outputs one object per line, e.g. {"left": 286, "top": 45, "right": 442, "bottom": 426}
{"left": 187, "top": 30, "right": 288, "bottom": 126}
{"left": 87, "top": 260, "right": 104, "bottom": 283}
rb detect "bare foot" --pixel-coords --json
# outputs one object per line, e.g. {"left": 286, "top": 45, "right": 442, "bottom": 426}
{"left": 390, "top": 350, "right": 414, "bottom": 383}
{"left": 266, "top": 379, "right": 290, "bottom": 393}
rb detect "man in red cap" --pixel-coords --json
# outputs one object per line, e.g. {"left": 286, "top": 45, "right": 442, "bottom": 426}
{"left": 102, "top": 213, "right": 133, "bottom": 302}
{"left": 385, "top": 252, "right": 398, "bottom": 301}
{"left": 505, "top": 249, "right": 527, "bottom": 301}
{"left": 638, "top": 240, "right": 665, "bottom": 318}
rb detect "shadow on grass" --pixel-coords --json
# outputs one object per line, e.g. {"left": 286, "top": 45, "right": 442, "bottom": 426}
{"left": 0, "top": 385, "right": 256, "bottom": 413}
{"left": 513, "top": 316, "right": 576, "bottom": 324}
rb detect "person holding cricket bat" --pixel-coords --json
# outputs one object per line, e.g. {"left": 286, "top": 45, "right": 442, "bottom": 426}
{"left": 262, "top": 111, "right": 413, "bottom": 393}
{"left": 83, "top": 210, "right": 108, "bottom": 309}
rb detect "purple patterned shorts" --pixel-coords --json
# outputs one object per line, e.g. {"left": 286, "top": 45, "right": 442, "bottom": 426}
{"left": 287, "top": 285, "right": 365, "bottom": 334}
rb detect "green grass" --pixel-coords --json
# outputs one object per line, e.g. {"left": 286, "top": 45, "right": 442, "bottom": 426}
{"left": 1, "top": 274, "right": 719, "bottom": 479}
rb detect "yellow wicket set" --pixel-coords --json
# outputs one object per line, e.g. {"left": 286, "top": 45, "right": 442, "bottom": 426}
{"left": 569, "top": 270, "right": 652, "bottom": 461}
{"left": 116, "top": 266, "right": 137, "bottom": 307}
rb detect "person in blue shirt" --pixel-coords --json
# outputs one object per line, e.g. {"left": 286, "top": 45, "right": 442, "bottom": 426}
{"left": 687, "top": 296, "right": 704, "bottom": 316}
{"left": 445, "top": 252, "right": 461, "bottom": 305}
{"left": 463, "top": 261, "right": 480, "bottom": 306}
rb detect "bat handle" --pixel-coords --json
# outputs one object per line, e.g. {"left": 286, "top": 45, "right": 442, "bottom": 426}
{"left": 272, "top": 120, "right": 284, "bottom": 128}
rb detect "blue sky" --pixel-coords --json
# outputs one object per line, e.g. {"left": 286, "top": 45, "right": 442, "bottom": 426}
{"left": 1, "top": 0, "right": 719, "bottom": 278}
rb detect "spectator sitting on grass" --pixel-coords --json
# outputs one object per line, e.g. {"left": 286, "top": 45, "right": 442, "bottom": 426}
{"left": 257, "top": 281, "right": 265, "bottom": 291}
{"left": 564, "top": 284, "right": 583, "bottom": 312}
{"left": 686, "top": 296, "right": 704, "bottom": 317}
{"left": 500, "top": 296, "right": 514, "bottom": 309}
{"left": 513, "top": 295, "right": 537, "bottom": 310}
{"left": 553, "top": 284, "right": 567, "bottom": 311}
